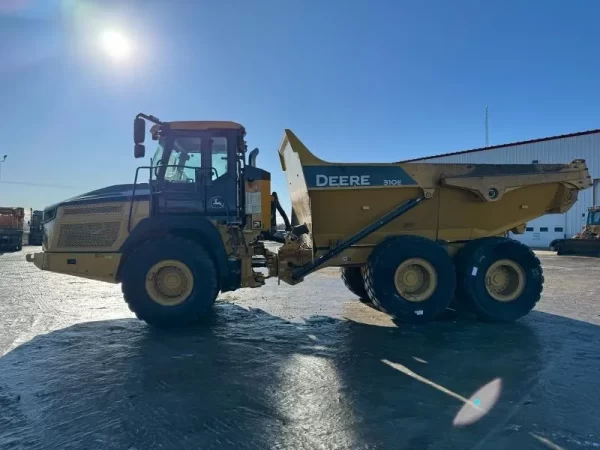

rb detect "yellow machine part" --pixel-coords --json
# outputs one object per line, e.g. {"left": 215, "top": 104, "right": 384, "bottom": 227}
{"left": 30, "top": 200, "right": 150, "bottom": 282}
{"left": 278, "top": 129, "right": 592, "bottom": 262}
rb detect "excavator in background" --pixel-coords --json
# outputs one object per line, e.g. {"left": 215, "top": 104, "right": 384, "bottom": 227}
{"left": 551, "top": 206, "right": 600, "bottom": 256}
{"left": 0, "top": 207, "right": 24, "bottom": 252}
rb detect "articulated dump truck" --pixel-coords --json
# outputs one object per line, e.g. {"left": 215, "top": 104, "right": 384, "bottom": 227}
{"left": 26, "top": 113, "right": 592, "bottom": 327}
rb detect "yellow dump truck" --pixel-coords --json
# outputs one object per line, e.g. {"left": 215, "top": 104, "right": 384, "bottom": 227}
{"left": 26, "top": 114, "right": 592, "bottom": 327}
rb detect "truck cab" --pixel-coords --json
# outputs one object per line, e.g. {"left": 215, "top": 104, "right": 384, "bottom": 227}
{"left": 134, "top": 116, "right": 272, "bottom": 232}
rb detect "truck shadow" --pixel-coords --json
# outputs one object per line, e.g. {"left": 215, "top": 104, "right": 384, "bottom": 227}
{"left": 0, "top": 303, "right": 598, "bottom": 449}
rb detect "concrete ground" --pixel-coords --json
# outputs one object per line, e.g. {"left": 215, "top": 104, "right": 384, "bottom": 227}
{"left": 0, "top": 247, "right": 599, "bottom": 450}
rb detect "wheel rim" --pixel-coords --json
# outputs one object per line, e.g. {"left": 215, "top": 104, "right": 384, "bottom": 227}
{"left": 394, "top": 258, "right": 437, "bottom": 302}
{"left": 484, "top": 259, "right": 525, "bottom": 302}
{"left": 145, "top": 260, "right": 194, "bottom": 306}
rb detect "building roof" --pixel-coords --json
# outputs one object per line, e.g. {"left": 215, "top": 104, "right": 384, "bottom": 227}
{"left": 400, "top": 128, "right": 600, "bottom": 163}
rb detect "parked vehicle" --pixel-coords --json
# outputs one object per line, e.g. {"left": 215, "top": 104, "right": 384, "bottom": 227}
{"left": 551, "top": 206, "right": 600, "bottom": 256}
{"left": 28, "top": 210, "right": 44, "bottom": 245}
{"left": 0, "top": 207, "right": 24, "bottom": 251}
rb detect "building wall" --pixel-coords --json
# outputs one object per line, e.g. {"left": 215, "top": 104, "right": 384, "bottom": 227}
{"left": 410, "top": 132, "right": 600, "bottom": 242}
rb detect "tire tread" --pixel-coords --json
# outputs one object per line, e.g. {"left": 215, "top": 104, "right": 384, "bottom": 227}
{"left": 121, "top": 235, "right": 218, "bottom": 327}
{"left": 455, "top": 237, "right": 543, "bottom": 322}
{"left": 363, "top": 235, "right": 455, "bottom": 322}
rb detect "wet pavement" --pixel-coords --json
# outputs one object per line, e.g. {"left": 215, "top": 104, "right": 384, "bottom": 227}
{"left": 0, "top": 248, "right": 599, "bottom": 449}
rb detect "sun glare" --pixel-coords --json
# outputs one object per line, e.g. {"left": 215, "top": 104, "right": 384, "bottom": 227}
{"left": 99, "top": 29, "right": 132, "bottom": 61}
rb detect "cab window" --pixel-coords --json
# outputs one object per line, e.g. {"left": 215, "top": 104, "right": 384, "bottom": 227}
{"left": 165, "top": 137, "right": 202, "bottom": 182}
{"left": 211, "top": 137, "right": 228, "bottom": 180}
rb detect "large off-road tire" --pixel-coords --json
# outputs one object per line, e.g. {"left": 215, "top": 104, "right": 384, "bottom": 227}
{"left": 341, "top": 267, "right": 369, "bottom": 303}
{"left": 363, "top": 236, "right": 456, "bottom": 323}
{"left": 454, "top": 237, "right": 543, "bottom": 322}
{"left": 121, "top": 236, "right": 219, "bottom": 328}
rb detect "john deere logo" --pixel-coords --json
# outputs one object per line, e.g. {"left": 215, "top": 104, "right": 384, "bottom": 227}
{"left": 210, "top": 196, "right": 225, "bottom": 209}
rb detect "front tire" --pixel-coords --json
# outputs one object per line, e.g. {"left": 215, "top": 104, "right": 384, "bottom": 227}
{"left": 454, "top": 238, "right": 543, "bottom": 322}
{"left": 121, "top": 236, "right": 219, "bottom": 328}
{"left": 363, "top": 236, "right": 456, "bottom": 323}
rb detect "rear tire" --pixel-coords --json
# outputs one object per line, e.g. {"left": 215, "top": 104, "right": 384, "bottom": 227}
{"left": 121, "top": 236, "right": 219, "bottom": 328}
{"left": 454, "top": 237, "right": 543, "bottom": 322}
{"left": 363, "top": 236, "right": 456, "bottom": 323}
{"left": 341, "top": 267, "right": 369, "bottom": 303}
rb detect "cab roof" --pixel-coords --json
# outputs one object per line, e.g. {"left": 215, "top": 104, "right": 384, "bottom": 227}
{"left": 166, "top": 121, "right": 244, "bottom": 131}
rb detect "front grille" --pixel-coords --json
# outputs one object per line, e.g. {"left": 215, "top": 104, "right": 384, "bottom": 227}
{"left": 63, "top": 205, "right": 124, "bottom": 216}
{"left": 57, "top": 222, "right": 121, "bottom": 248}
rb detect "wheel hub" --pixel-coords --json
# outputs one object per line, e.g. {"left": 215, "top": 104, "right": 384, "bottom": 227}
{"left": 484, "top": 259, "right": 525, "bottom": 302}
{"left": 145, "top": 260, "right": 194, "bottom": 306}
{"left": 394, "top": 258, "right": 437, "bottom": 302}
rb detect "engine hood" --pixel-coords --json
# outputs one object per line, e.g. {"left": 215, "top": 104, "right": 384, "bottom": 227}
{"left": 45, "top": 183, "right": 151, "bottom": 212}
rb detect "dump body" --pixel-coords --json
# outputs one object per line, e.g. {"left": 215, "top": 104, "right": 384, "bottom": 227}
{"left": 278, "top": 130, "right": 592, "bottom": 266}
{"left": 0, "top": 207, "right": 24, "bottom": 251}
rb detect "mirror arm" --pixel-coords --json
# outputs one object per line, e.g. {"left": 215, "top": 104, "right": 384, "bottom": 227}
{"left": 135, "top": 113, "right": 162, "bottom": 125}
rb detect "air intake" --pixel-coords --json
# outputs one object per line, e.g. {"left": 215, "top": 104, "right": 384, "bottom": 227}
{"left": 63, "top": 205, "right": 124, "bottom": 216}
{"left": 57, "top": 222, "right": 121, "bottom": 248}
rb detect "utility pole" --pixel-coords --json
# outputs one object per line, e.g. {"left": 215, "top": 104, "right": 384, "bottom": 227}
{"left": 0, "top": 155, "right": 7, "bottom": 181}
{"left": 485, "top": 106, "right": 489, "bottom": 147}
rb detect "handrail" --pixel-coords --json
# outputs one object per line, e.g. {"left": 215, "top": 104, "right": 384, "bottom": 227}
{"left": 128, "top": 166, "right": 152, "bottom": 232}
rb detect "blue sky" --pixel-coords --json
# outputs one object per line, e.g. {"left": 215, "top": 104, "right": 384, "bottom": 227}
{"left": 0, "top": 0, "right": 599, "bottom": 214}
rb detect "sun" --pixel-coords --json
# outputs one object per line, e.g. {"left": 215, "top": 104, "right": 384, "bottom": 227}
{"left": 99, "top": 29, "right": 132, "bottom": 61}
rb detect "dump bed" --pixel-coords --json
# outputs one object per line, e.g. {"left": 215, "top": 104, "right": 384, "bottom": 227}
{"left": 278, "top": 130, "right": 592, "bottom": 252}
{"left": 0, "top": 207, "right": 24, "bottom": 230}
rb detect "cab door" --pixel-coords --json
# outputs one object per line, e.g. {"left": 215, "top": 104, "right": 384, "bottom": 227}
{"left": 155, "top": 135, "right": 205, "bottom": 215}
{"left": 203, "top": 134, "right": 238, "bottom": 220}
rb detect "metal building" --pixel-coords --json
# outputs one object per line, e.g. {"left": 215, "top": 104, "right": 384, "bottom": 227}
{"left": 407, "top": 129, "right": 600, "bottom": 249}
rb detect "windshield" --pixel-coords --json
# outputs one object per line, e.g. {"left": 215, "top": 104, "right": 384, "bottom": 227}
{"left": 588, "top": 211, "right": 600, "bottom": 225}
{"left": 149, "top": 135, "right": 231, "bottom": 183}
{"left": 163, "top": 136, "right": 202, "bottom": 182}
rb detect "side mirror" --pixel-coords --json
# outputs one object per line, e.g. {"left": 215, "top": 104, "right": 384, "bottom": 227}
{"left": 134, "top": 144, "right": 146, "bottom": 159}
{"left": 134, "top": 117, "right": 146, "bottom": 144}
